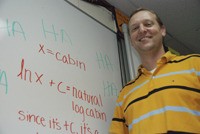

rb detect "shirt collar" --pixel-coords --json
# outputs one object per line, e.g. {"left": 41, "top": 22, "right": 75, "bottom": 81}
{"left": 137, "top": 51, "right": 177, "bottom": 74}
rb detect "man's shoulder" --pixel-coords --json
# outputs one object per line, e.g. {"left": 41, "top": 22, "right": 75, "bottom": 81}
{"left": 120, "top": 73, "right": 143, "bottom": 93}
{"left": 168, "top": 53, "right": 200, "bottom": 62}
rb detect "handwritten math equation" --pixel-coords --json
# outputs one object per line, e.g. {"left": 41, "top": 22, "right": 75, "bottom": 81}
{"left": 18, "top": 109, "right": 100, "bottom": 134}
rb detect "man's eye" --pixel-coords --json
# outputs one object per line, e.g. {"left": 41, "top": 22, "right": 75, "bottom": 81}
{"left": 131, "top": 26, "right": 138, "bottom": 32}
{"left": 145, "top": 22, "right": 153, "bottom": 27}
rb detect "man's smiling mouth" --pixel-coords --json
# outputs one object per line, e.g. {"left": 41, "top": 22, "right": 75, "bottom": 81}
{"left": 138, "top": 36, "right": 152, "bottom": 42}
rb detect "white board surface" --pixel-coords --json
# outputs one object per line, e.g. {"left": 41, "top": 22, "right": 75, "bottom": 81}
{"left": 0, "top": 0, "right": 122, "bottom": 133}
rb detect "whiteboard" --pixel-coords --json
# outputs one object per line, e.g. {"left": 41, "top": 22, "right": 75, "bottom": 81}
{"left": 0, "top": 0, "right": 122, "bottom": 133}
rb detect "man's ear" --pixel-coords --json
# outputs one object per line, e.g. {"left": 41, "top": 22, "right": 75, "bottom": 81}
{"left": 161, "top": 26, "right": 166, "bottom": 37}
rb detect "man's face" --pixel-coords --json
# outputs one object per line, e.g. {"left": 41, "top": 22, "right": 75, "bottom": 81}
{"left": 129, "top": 11, "right": 166, "bottom": 53}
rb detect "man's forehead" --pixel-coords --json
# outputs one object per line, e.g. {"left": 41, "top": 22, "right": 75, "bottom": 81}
{"left": 129, "top": 11, "right": 156, "bottom": 24}
{"left": 131, "top": 11, "right": 156, "bottom": 20}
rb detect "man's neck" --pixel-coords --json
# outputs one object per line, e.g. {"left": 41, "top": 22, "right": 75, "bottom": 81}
{"left": 140, "top": 49, "right": 165, "bottom": 71}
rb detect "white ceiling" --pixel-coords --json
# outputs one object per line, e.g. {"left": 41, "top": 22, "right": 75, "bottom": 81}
{"left": 106, "top": 0, "right": 200, "bottom": 54}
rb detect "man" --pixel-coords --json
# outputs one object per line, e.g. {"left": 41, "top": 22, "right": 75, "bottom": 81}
{"left": 109, "top": 8, "right": 200, "bottom": 134}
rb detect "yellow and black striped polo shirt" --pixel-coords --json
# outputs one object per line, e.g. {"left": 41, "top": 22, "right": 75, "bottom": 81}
{"left": 109, "top": 51, "right": 200, "bottom": 134}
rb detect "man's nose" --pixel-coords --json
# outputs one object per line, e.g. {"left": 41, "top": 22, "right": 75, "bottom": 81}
{"left": 138, "top": 25, "right": 147, "bottom": 33}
